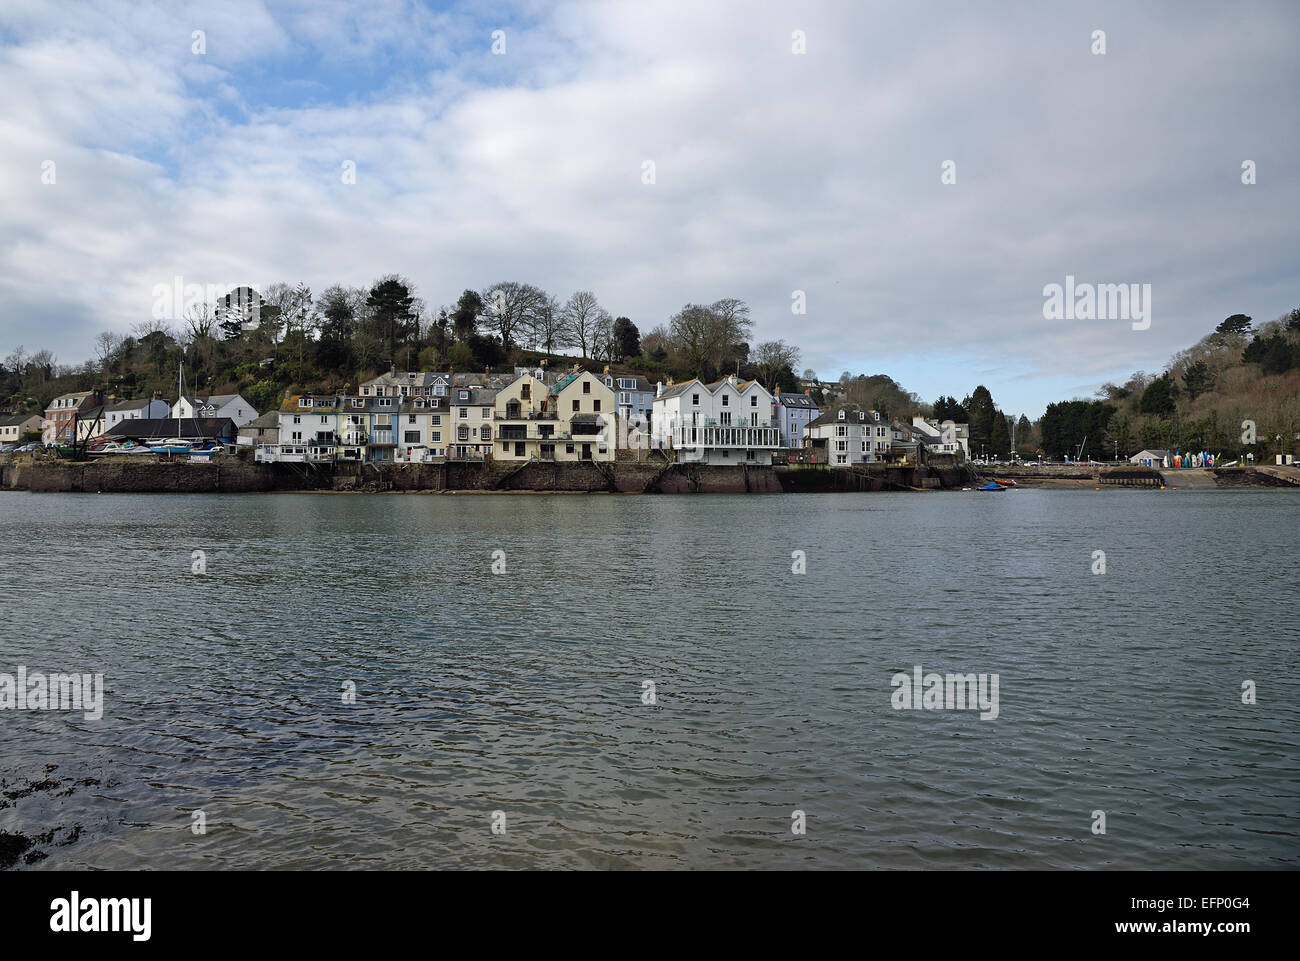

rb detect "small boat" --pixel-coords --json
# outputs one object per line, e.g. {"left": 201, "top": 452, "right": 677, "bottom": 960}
{"left": 977, "top": 482, "right": 1006, "bottom": 491}
{"left": 147, "top": 439, "right": 194, "bottom": 455}
{"left": 991, "top": 477, "right": 1018, "bottom": 487}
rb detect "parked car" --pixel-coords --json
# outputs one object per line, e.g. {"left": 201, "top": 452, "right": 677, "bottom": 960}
{"left": 17, "top": 444, "right": 37, "bottom": 452}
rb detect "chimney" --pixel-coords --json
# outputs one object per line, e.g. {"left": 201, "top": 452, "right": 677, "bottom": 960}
{"left": 656, "top": 381, "right": 664, "bottom": 397}
{"left": 774, "top": 385, "right": 781, "bottom": 396}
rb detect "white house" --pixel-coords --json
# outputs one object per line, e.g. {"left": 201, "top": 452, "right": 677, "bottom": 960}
{"left": 172, "top": 393, "right": 259, "bottom": 427}
{"left": 804, "top": 403, "right": 883, "bottom": 466}
{"left": 104, "top": 398, "right": 171, "bottom": 432}
{"left": 1130, "top": 449, "right": 1169, "bottom": 468}
{"left": 911, "top": 417, "right": 970, "bottom": 459}
{"left": 652, "top": 375, "right": 781, "bottom": 465}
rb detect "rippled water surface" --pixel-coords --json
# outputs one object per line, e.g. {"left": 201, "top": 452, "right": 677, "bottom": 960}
{"left": 1, "top": 489, "right": 1297, "bottom": 869}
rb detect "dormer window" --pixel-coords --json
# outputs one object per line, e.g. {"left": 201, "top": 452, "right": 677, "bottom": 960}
{"left": 859, "top": 412, "right": 865, "bottom": 421}
{"left": 353, "top": 399, "right": 364, "bottom": 408}
{"left": 300, "top": 399, "right": 312, "bottom": 408}
{"left": 459, "top": 390, "right": 469, "bottom": 400}
{"left": 837, "top": 410, "right": 845, "bottom": 420}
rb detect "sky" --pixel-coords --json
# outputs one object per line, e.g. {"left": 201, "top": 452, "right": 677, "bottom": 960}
{"left": 1, "top": 0, "right": 1297, "bottom": 418}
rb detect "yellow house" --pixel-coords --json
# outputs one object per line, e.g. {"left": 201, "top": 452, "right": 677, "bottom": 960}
{"left": 493, "top": 368, "right": 615, "bottom": 462}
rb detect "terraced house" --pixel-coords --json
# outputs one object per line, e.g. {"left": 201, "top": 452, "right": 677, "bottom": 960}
{"left": 397, "top": 395, "right": 448, "bottom": 462}
{"left": 493, "top": 368, "right": 615, "bottom": 462}
{"left": 652, "top": 374, "right": 781, "bottom": 465}
{"left": 268, "top": 393, "right": 402, "bottom": 463}
{"left": 361, "top": 368, "right": 449, "bottom": 399}
{"left": 447, "top": 385, "right": 498, "bottom": 460}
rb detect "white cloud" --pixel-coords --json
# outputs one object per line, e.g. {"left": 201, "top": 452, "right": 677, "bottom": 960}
{"left": 0, "top": 0, "right": 1296, "bottom": 414}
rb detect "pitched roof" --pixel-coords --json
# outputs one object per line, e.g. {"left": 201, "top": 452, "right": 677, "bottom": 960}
{"left": 105, "top": 417, "right": 238, "bottom": 440}
{"left": 807, "top": 402, "right": 880, "bottom": 429}
{"left": 240, "top": 411, "right": 280, "bottom": 430}
{"left": 0, "top": 413, "right": 41, "bottom": 427}
{"left": 776, "top": 394, "right": 818, "bottom": 409}
{"left": 106, "top": 398, "right": 161, "bottom": 412}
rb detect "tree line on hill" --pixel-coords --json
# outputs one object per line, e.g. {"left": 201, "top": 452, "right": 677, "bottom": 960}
{"left": 1037, "top": 309, "right": 1300, "bottom": 460}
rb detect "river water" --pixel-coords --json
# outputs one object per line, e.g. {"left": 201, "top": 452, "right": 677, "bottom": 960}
{"left": 1, "top": 489, "right": 1296, "bottom": 869}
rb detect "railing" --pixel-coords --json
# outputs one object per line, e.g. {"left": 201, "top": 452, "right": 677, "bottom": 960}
{"left": 494, "top": 410, "right": 558, "bottom": 422}
{"left": 671, "top": 425, "right": 783, "bottom": 449}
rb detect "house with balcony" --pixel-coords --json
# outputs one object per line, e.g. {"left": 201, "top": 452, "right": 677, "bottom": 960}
{"left": 271, "top": 394, "right": 401, "bottom": 463}
{"left": 493, "top": 368, "right": 615, "bottom": 462}
{"left": 447, "top": 386, "right": 498, "bottom": 460}
{"left": 772, "top": 388, "right": 819, "bottom": 450}
{"left": 652, "top": 375, "right": 781, "bottom": 465}
{"left": 602, "top": 370, "right": 654, "bottom": 440}
{"left": 804, "top": 403, "right": 882, "bottom": 466}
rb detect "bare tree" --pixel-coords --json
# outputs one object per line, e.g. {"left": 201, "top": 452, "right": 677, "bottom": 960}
{"left": 753, "top": 340, "right": 801, "bottom": 389}
{"left": 591, "top": 310, "right": 615, "bottom": 362}
{"left": 482, "top": 281, "right": 549, "bottom": 352}
{"left": 531, "top": 293, "right": 570, "bottom": 355}
{"left": 561, "top": 291, "right": 609, "bottom": 360}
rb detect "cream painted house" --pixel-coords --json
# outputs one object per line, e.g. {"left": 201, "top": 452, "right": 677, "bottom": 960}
{"left": 493, "top": 368, "right": 615, "bottom": 462}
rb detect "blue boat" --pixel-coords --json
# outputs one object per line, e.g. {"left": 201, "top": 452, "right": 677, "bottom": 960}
{"left": 978, "top": 482, "right": 1005, "bottom": 491}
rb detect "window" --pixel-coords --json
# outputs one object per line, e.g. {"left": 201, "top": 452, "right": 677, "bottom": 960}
{"left": 837, "top": 425, "right": 846, "bottom": 437}
{"left": 480, "top": 408, "right": 489, "bottom": 418}
{"left": 459, "top": 408, "right": 468, "bottom": 418}
{"left": 751, "top": 396, "right": 758, "bottom": 407}
{"left": 722, "top": 395, "right": 729, "bottom": 407}
{"left": 721, "top": 412, "right": 732, "bottom": 426}
{"left": 320, "top": 415, "right": 328, "bottom": 424}
{"left": 459, "top": 390, "right": 469, "bottom": 401}
{"left": 431, "top": 415, "right": 441, "bottom": 426}
{"left": 692, "top": 393, "right": 699, "bottom": 405}
{"left": 838, "top": 410, "right": 845, "bottom": 420}
{"left": 521, "top": 383, "right": 530, "bottom": 400}
{"left": 572, "top": 399, "right": 580, "bottom": 412}
{"left": 353, "top": 399, "right": 364, "bottom": 408}
{"left": 480, "top": 426, "right": 491, "bottom": 442}
{"left": 299, "top": 399, "right": 311, "bottom": 408}
{"left": 593, "top": 400, "right": 601, "bottom": 412}
{"left": 582, "top": 381, "right": 590, "bottom": 394}
{"left": 404, "top": 431, "right": 420, "bottom": 443}
{"left": 747, "top": 450, "right": 756, "bottom": 461}
{"left": 293, "top": 416, "right": 302, "bottom": 424}
{"left": 434, "top": 385, "right": 446, "bottom": 396}
{"left": 566, "top": 444, "right": 574, "bottom": 454}
{"left": 431, "top": 431, "right": 441, "bottom": 442}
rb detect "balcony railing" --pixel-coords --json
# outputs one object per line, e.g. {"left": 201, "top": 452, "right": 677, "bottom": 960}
{"left": 494, "top": 410, "right": 558, "bottom": 422}
{"left": 672, "top": 425, "right": 782, "bottom": 449}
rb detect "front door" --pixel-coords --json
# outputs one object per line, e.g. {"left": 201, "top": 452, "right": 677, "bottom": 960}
{"left": 582, "top": 444, "right": 592, "bottom": 460}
